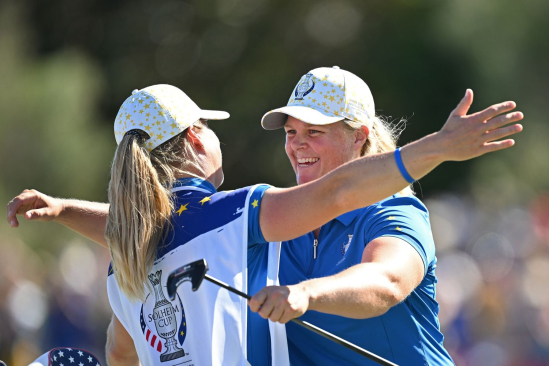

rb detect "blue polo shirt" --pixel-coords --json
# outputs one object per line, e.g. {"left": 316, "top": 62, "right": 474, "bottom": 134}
{"left": 276, "top": 194, "right": 454, "bottom": 366}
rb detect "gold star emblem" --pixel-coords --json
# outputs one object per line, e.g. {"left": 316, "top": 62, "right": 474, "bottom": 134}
{"left": 158, "top": 111, "right": 164, "bottom": 116}
{"left": 329, "top": 96, "right": 335, "bottom": 102}
{"left": 180, "top": 331, "right": 185, "bottom": 336}
{"left": 145, "top": 125, "right": 152, "bottom": 131}
{"left": 144, "top": 103, "right": 150, "bottom": 109}
{"left": 176, "top": 203, "right": 189, "bottom": 216}
{"left": 138, "top": 99, "right": 143, "bottom": 104}
{"left": 251, "top": 199, "right": 259, "bottom": 208}
{"left": 171, "top": 123, "right": 177, "bottom": 129}
{"left": 139, "top": 109, "right": 144, "bottom": 114}
{"left": 146, "top": 113, "right": 150, "bottom": 117}
{"left": 199, "top": 196, "right": 212, "bottom": 205}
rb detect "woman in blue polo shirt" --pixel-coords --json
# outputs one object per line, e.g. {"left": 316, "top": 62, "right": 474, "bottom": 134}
{"left": 251, "top": 66, "right": 524, "bottom": 365}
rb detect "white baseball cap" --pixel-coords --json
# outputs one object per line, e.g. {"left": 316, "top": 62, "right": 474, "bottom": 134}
{"left": 114, "top": 84, "right": 229, "bottom": 151}
{"left": 261, "top": 66, "right": 375, "bottom": 130}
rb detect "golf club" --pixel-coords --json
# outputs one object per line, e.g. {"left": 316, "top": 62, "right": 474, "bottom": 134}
{"left": 166, "top": 259, "right": 398, "bottom": 366}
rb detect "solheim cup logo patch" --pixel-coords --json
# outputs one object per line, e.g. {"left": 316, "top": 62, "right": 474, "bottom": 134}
{"left": 140, "top": 270, "right": 190, "bottom": 363}
{"left": 295, "top": 73, "right": 315, "bottom": 100}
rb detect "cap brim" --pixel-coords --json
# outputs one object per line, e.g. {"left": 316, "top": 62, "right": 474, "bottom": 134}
{"left": 261, "top": 105, "right": 344, "bottom": 130}
{"left": 200, "top": 109, "right": 230, "bottom": 120}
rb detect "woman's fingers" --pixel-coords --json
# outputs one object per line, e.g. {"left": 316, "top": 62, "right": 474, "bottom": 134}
{"left": 484, "top": 124, "right": 524, "bottom": 143}
{"left": 25, "top": 207, "right": 51, "bottom": 221}
{"left": 485, "top": 112, "right": 524, "bottom": 131}
{"left": 471, "top": 101, "right": 517, "bottom": 123}
{"left": 7, "top": 192, "right": 38, "bottom": 227}
{"left": 6, "top": 189, "right": 58, "bottom": 227}
{"left": 482, "top": 139, "right": 516, "bottom": 153}
{"left": 451, "top": 89, "right": 474, "bottom": 117}
{"left": 267, "top": 303, "right": 286, "bottom": 323}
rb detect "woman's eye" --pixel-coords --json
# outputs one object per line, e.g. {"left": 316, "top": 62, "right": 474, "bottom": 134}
{"left": 309, "top": 130, "right": 321, "bottom": 134}
{"left": 285, "top": 130, "right": 296, "bottom": 135}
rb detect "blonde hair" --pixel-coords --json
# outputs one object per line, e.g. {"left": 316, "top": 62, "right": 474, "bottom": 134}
{"left": 105, "top": 121, "right": 206, "bottom": 301}
{"left": 344, "top": 116, "right": 414, "bottom": 196}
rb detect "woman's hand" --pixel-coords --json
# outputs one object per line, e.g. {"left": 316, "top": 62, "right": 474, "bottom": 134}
{"left": 6, "top": 189, "right": 63, "bottom": 228}
{"left": 6, "top": 189, "right": 109, "bottom": 247}
{"left": 249, "top": 284, "right": 311, "bottom": 324}
{"left": 436, "top": 89, "right": 524, "bottom": 161}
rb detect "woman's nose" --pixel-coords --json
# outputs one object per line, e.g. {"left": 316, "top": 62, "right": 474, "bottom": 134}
{"left": 291, "top": 133, "right": 307, "bottom": 151}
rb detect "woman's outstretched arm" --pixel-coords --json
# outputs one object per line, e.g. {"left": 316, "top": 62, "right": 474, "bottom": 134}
{"left": 259, "top": 90, "right": 523, "bottom": 242}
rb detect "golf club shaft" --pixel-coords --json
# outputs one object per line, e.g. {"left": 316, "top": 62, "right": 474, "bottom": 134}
{"left": 203, "top": 275, "right": 398, "bottom": 366}
{"left": 205, "top": 274, "right": 252, "bottom": 300}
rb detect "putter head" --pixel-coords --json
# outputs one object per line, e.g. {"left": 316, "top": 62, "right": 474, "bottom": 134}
{"left": 166, "top": 258, "right": 209, "bottom": 301}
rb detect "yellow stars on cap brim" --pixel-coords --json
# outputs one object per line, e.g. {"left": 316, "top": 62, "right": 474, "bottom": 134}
{"left": 396, "top": 226, "right": 402, "bottom": 231}
{"left": 199, "top": 196, "right": 212, "bottom": 205}
{"left": 388, "top": 216, "right": 395, "bottom": 220}
{"left": 251, "top": 199, "right": 259, "bottom": 208}
{"left": 176, "top": 203, "right": 189, "bottom": 216}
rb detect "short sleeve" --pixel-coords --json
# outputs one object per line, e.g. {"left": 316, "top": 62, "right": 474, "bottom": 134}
{"left": 364, "top": 196, "right": 435, "bottom": 274}
{"left": 247, "top": 184, "right": 271, "bottom": 246}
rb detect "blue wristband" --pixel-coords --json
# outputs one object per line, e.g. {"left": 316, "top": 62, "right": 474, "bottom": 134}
{"left": 394, "top": 147, "right": 415, "bottom": 184}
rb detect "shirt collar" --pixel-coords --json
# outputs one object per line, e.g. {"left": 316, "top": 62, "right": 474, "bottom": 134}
{"left": 173, "top": 177, "right": 217, "bottom": 194}
{"left": 334, "top": 210, "right": 361, "bottom": 226}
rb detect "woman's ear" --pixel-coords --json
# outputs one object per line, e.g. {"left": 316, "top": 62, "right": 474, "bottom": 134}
{"left": 354, "top": 125, "right": 369, "bottom": 147}
{"left": 187, "top": 127, "right": 205, "bottom": 151}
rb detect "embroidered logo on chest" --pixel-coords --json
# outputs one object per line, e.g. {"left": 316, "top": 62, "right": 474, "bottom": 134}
{"left": 340, "top": 234, "right": 353, "bottom": 256}
{"left": 337, "top": 234, "right": 354, "bottom": 265}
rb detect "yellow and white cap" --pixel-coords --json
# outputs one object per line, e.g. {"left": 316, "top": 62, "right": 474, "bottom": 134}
{"left": 261, "top": 66, "right": 375, "bottom": 130}
{"left": 114, "top": 84, "right": 229, "bottom": 151}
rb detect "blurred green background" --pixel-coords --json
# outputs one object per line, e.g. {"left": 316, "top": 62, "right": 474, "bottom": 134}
{"left": 1, "top": 0, "right": 548, "bottom": 364}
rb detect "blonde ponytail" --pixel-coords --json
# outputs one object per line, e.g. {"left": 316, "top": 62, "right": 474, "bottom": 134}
{"left": 106, "top": 122, "right": 205, "bottom": 301}
{"left": 345, "top": 116, "right": 414, "bottom": 196}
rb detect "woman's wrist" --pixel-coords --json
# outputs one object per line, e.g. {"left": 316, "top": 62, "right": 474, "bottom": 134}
{"left": 400, "top": 133, "right": 446, "bottom": 180}
{"left": 53, "top": 199, "right": 69, "bottom": 223}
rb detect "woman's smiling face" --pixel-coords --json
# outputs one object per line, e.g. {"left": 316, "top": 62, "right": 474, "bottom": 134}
{"left": 284, "top": 116, "right": 367, "bottom": 185}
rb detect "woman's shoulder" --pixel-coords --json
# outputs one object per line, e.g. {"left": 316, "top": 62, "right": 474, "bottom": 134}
{"left": 352, "top": 194, "right": 429, "bottom": 222}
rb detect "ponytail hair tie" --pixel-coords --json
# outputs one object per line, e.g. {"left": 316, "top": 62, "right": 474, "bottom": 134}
{"left": 124, "top": 129, "right": 149, "bottom": 143}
